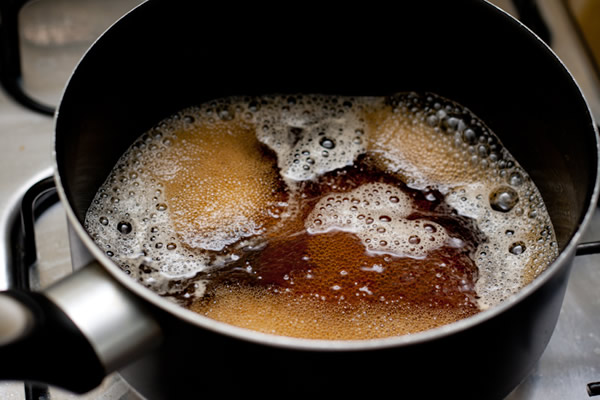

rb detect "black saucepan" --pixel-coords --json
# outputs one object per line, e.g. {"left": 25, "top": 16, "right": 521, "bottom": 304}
{"left": 0, "top": 1, "right": 598, "bottom": 399}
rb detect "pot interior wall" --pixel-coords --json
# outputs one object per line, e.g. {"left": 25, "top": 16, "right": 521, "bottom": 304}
{"left": 56, "top": 1, "right": 598, "bottom": 250}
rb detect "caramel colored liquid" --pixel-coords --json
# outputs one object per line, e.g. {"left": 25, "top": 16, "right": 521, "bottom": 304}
{"left": 189, "top": 162, "right": 482, "bottom": 339}
{"left": 85, "top": 93, "right": 558, "bottom": 340}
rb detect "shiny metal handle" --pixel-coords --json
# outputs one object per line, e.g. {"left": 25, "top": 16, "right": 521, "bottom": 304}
{"left": 45, "top": 261, "right": 162, "bottom": 374}
{"left": 0, "top": 261, "right": 162, "bottom": 394}
{"left": 0, "top": 292, "right": 32, "bottom": 346}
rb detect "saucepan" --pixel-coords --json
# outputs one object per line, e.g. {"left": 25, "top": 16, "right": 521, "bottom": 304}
{"left": 0, "top": 1, "right": 598, "bottom": 399}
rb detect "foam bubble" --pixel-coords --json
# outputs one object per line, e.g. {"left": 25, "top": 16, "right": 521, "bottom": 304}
{"left": 305, "top": 182, "right": 449, "bottom": 258}
{"left": 85, "top": 92, "right": 558, "bottom": 328}
{"left": 190, "top": 285, "right": 478, "bottom": 340}
{"left": 149, "top": 119, "right": 288, "bottom": 252}
{"left": 252, "top": 95, "right": 368, "bottom": 181}
{"left": 84, "top": 150, "right": 211, "bottom": 297}
{"left": 445, "top": 183, "right": 557, "bottom": 309}
{"left": 363, "top": 92, "right": 558, "bottom": 309}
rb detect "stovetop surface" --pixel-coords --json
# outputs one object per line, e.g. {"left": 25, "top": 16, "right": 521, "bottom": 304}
{"left": 1, "top": 1, "right": 600, "bottom": 399}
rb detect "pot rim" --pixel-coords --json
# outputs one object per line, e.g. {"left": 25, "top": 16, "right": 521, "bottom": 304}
{"left": 51, "top": 0, "right": 600, "bottom": 352}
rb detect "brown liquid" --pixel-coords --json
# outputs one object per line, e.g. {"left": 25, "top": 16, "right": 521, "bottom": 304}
{"left": 189, "top": 161, "right": 483, "bottom": 339}
{"left": 84, "top": 93, "right": 558, "bottom": 340}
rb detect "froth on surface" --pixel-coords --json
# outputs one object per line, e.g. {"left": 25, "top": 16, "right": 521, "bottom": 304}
{"left": 254, "top": 95, "right": 368, "bottom": 181}
{"left": 85, "top": 92, "right": 559, "bottom": 337}
{"left": 306, "top": 182, "right": 450, "bottom": 258}
{"left": 151, "top": 119, "right": 288, "bottom": 251}
{"left": 191, "top": 285, "right": 478, "bottom": 340}
{"left": 364, "top": 93, "right": 558, "bottom": 308}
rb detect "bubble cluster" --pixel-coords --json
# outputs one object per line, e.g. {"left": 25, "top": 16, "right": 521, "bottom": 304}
{"left": 362, "top": 93, "right": 558, "bottom": 309}
{"left": 445, "top": 182, "right": 557, "bottom": 308}
{"left": 84, "top": 115, "right": 285, "bottom": 297}
{"left": 84, "top": 155, "right": 211, "bottom": 297}
{"left": 85, "top": 92, "right": 558, "bottom": 336}
{"left": 150, "top": 119, "right": 288, "bottom": 252}
{"left": 305, "top": 182, "right": 449, "bottom": 258}
{"left": 191, "top": 285, "right": 478, "bottom": 340}
{"left": 252, "top": 95, "right": 368, "bottom": 181}
{"left": 366, "top": 93, "right": 506, "bottom": 191}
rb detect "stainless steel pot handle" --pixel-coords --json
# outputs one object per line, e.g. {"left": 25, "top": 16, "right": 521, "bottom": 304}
{"left": 45, "top": 262, "right": 163, "bottom": 379}
{"left": 0, "top": 262, "right": 162, "bottom": 394}
{"left": 0, "top": 292, "right": 32, "bottom": 346}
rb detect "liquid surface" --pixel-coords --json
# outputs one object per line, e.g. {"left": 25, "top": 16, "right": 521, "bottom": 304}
{"left": 85, "top": 93, "right": 558, "bottom": 340}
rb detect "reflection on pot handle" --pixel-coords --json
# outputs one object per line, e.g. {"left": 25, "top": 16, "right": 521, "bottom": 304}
{"left": 0, "top": 262, "right": 162, "bottom": 394}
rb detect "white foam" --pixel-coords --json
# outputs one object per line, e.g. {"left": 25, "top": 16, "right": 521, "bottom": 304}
{"left": 445, "top": 183, "right": 557, "bottom": 309}
{"left": 84, "top": 92, "right": 558, "bottom": 310}
{"left": 364, "top": 93, "right": 558, "bottom": 308}
{"left": 84, "top": 127, "right": 211, "bottom": 297}
{"left": 305, "top": 182, "right": 449, "bottom": 258}
{"left": 253, "top": 96, "right": 368, "bottom": 181}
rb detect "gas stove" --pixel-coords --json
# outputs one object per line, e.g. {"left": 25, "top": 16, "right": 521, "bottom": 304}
{"left": 0, "top": 1, "right": 599, "bottom": 399}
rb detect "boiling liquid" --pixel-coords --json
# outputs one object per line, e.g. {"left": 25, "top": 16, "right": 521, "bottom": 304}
{"left": 85, "top": 93, "right": 558, "bottom": 339}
